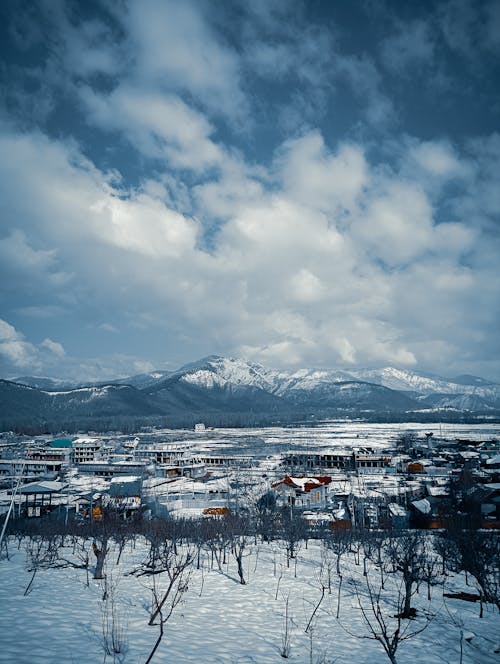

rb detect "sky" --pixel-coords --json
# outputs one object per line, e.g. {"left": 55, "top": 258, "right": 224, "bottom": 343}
{"left": 0, "top": 0, "right": 499, "bottom": 383}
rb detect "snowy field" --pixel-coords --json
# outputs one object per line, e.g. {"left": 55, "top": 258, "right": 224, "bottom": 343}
{"left": 177, "top": 421, "right": 500, "bottom": 457}
{"left": 0, "top": 536, "right": 498, "bottom": 664}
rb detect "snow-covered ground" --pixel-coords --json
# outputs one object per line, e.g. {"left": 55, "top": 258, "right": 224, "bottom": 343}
{"left": 0, "top": 536, "right": 498, "bottom": 664}
{"left": 194, "top": 421, "right": 500, "bottom": 454}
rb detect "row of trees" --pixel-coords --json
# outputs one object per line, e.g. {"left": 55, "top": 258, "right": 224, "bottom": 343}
{"left": 3, "top": 507, "right": 499, "bottom": 663}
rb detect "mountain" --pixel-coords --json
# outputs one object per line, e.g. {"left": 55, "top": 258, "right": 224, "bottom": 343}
{"left": 347, "top": 367, "right": 500, "bottom": 403}
{"left": 0, "top": 379, "right": 164, "bottom": 429}
{"left": 144, "top": 356, "right": 287, "bottom": 413}
{"left": 13, "top": 375, "right": 78, "bottom": 391}
{"left": 104, "top": 371, "right": 174, "bottom": 390}
{"left": 143, "top": 356, "right": 418, "bottom": 413}
{"left": 14, "top": 371, "right": 174, "bottom": 391}
{"left": 2, "top": 357, "right": 500, "bottom": 432}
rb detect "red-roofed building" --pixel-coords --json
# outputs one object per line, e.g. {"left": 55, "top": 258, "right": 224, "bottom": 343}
{"left": 272, "top": 476, "right": 332, "bottom": 509}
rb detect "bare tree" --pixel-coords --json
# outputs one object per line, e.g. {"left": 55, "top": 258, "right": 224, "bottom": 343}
{"left": 98, "top": 574, "right": 128, "bottom": 664}
{"left": 136, "top": 529, "right": 195, "bottom": 664}
{"left": 225, "top": 512, "right": 253, "bottom": 585}
{"left": 383, "top": 531, "right": 428, "bottom": 618}
{"left": 449, "top": 529, "right": 500, "bottom": 617}
{"left": 23, "top": 532, "right": 62, "bottom": 595}
{"left": 279, "top": 507, "right": 308, "bottom": 569}
{"left": 280, "top": 594, "right": 292, "bottom": 659}
{"left": 344, "top": 567, "right": 433, "bottom": 664}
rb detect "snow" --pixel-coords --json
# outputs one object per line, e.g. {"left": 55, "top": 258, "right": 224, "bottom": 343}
{"left": 388, "top": 503, "right": 407, "bottom": 517}
{"left": 0, "top": 538, "right": 498, "bottom": 663}
{"left": 110, "top": 475, "right": 141, "bottom": 484}
{"left": 412, "top": 498, "right": 432, "bottom": 514}
{"left": 170, "top": 356, "right": 500, "bottom": 402}
{"left": 43, "top": 386, "right": 119, "bottom": 397}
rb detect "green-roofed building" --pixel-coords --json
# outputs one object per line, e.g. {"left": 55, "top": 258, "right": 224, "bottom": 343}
{"left": 49, "top": 438, "right": 73, "bottom": 448}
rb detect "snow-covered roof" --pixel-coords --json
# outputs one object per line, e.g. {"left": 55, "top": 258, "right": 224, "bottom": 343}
{"left": 110, "top": 475, "right": 142, "bottom": 483}
{"left": 411, "top": 498, "right": 431, "bottom": 514}
{"left": 17, "top": 480, "right": 68, "bottom": 494}
{"left": 388, "top": 503, "right": 408, "bottom": 517}
{"left": 274, "top": 476, "right": 331, "bottom": 492}
{"left": 427, "top": 486, "right": 449, "bottom": 497}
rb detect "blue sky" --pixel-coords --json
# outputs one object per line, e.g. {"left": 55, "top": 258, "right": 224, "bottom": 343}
{"left": 0, "top": 0, "right": 499, "bottom": 382}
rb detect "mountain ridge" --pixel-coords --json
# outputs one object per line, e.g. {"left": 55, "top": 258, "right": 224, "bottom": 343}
{"left": 4, "top": 356, "right": 499, "bottom": 432}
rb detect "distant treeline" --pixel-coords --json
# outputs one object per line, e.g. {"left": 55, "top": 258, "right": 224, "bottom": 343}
{"left": 2, "top": 408, "right": 498, "bottom": 436}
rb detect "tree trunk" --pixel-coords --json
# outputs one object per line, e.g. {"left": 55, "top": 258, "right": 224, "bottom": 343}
{"left": 402, "top": 579, "right": 412, "bottom": 617}
{"left": 236, "top": 554, "right": 246, "bottom": 585}
{"left": 93, "top": 539, "right": 108, "bottom": 580}
{"left": 145, "top": 619, "right": 164, "bottom": 664}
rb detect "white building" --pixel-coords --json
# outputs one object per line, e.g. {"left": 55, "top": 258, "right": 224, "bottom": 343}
{"left": 72, "top": 438, "right": 103, "bottom": 464}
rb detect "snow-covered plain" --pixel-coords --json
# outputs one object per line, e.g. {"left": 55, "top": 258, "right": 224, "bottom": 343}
{"left": 0, "top": 536, "right": 498, "bottom": 664}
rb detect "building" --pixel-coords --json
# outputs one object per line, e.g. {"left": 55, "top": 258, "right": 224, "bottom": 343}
{"left": 0, "top": 458, "right": 63, "bottom": 481}
{"left": 282, "top": 451, "right": 354, "bottom": 471}
{"left": 77, "top": 460, "right": 148, "bottom": 477}
{"left": 355, "top": 453, "right": 393, "bottom": 474}
{"left": 135, "top": 442, "right": 192, "bottom": 465}
{"left": 272, "top": 476, "right": 332, "bottom": 509}
{"left": 72, "top": 438, "right": 103, "bottom": 464}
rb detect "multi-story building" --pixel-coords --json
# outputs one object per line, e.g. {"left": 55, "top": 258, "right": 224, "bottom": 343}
{"left": 282, "top": 450, "right": 355, "bottom": 471}
{"left": 72, "top": 438, "right": 103, "bottom": 464}
{"left": 0, "top": 458, "right": 63, "bottom": 480}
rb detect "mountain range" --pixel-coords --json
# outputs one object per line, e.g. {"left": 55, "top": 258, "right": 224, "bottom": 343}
{"left": 2, "top": 356, "right": 500, "bottom": 432}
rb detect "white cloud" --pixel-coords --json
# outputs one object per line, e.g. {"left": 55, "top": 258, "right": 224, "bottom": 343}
{"left": 82, "top": 86, "right": 225, "bottom": 172}
{"left": 124, "top": 0, "right": 246, "bottom": 121}
{"left": 41, "top": 338, "right": 65, "bottom": 357}
{"left": 0, "top": 121, "right": 498, "bottom": 378}
{"left": 279, "top": 133, "right": 368, "bottom": 213}
{"left": 409, "top": 140, "right": 468, "bottom": 178}
{"left": 0, "top": 319, "right": 18, "bottom": 342}
{"left": 0, "top": 319, "right": 38, "bottom": 369}
{"left": 290, "top": 269, "right": 325, "bottom": 303}
{"left": 353, "top": 180, "right": 434, "bottom": 266}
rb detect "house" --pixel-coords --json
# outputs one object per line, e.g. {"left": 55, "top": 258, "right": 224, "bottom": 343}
{"left": 387, "top": 503, "right": 410, "bottom": 529}
{"left": 16, "top": 480, "right": 68, "bottom": 518}
{"left": 143, "top": 476, "right": 231, "bottom": 519}
{"left": 108, "top": 475, "right": 142, "bottom": 518}
{"left": 272, "top": 476, "right": 332, "bottom": 509}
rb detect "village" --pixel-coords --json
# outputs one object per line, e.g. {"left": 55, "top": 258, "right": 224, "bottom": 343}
{"left": 1, "top": 421, "right": 499, "bottom": 533}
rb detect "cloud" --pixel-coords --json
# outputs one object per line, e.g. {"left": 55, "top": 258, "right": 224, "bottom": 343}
{"left": 381, "top": 19, "right": 435, "bottom": 74}
{"left": 408, "top": 140, "right": 469, "bottom": 178}
{"left": 334, "top": 54, "right": 395, "bottom": 128}
{"left": 40, "top": 338, "right": 65, "bottom": 357}
{"left": 438, "top": 0, "right": 500, "bottom": 59}
{"left": 0, "top": 319, "right": 39, "bottom": 369}
{"left": 279, "top": 132, "right": 368, "bottom": 213}
{"left": 0, "top": 120, "right": 498, "bottom": 378}
{"left": 123, "top": 0, "right": 246, "bottom": 121}
{"left": 0, "top": 1, "right": 499, "bottom": 382}
{"left": 81, "top": 85, "right": 226, "bottom": 172}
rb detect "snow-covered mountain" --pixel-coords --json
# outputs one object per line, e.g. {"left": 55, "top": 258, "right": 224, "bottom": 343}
{"left": 143, "top": 357, "right": 429, "bottom": 412}
{"left": 157, "top": 357, "right": 500, "bottom": 405}
{"left": 347, "top": 367, "right": 500, "bottom": 403}
{"left": 3, "top": 356, "right": 499, "bottom": 431}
